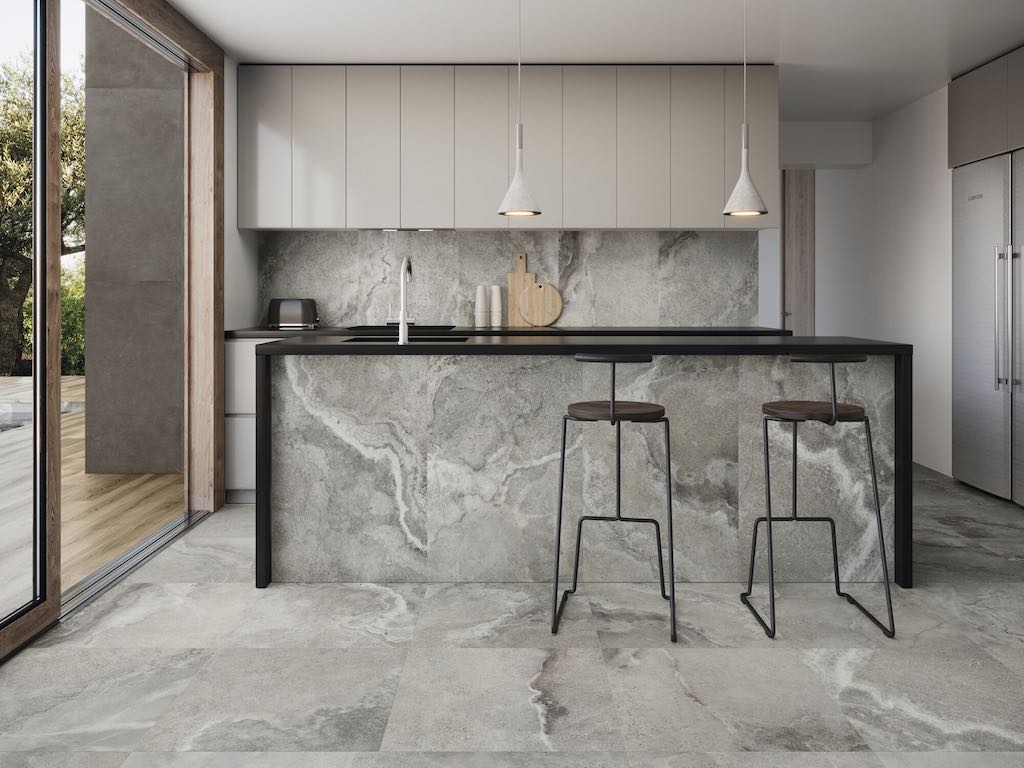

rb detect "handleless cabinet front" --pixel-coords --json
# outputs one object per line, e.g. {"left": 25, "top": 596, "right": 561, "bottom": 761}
{"left": 1007, "top": 49, "right": 1024, "bottom": 154}
{"left": 238, "top": 65, "right": 292, "bottom": 229}
{"left": 456, "top": 66, "right": 509, "bottom": 229}
{"left": 949, "top": 57, "right": 1008, "bottom": 168}
{"left": 671, "top": 66, "right": 725, "bottom": 229}
{"left": 563, "top": 66, "right": 617, "bottom": 229}
{"left": 617, "top": 66, "right": 670, "bottom": 228}
{"left": 508, "top": 65, "right": 563, "bottom": 229}
{"left": 723, "top": 65, "right": 779, "bottom": 229}
{"left": 346, "top": 66, "right": 400, "bottom": 229}
{"left": 292, "top": 66, "right": 346, "bottom": 228}
{"left": 401, "top": 66, "right": 455, "bottom": 229}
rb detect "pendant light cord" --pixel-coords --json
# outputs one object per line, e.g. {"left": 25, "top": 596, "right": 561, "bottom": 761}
{"left": 742, "top": 0, "right": 747, "bottom": 125}
{"left": 516, "top": 0, "right": 522, "bottom": 124}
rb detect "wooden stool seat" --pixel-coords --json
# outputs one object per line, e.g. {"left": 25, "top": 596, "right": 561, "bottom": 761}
{"left": 568, "top": 400, "right": 666, "bottom": 422}
{"left": 761, "top": 400, "right": 865, "bottom": 423}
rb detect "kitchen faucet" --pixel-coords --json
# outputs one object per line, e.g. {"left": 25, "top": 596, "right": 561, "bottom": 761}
{"left": 398, "top": 254, "right": 413, "bottom": 345}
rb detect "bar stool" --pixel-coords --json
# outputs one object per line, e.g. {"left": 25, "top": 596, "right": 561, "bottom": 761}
{"left": 741, "top": 354, "right": 895, "bottom": 639}
{"left": 551, "top": 353, "right": 677, "bottom": 643}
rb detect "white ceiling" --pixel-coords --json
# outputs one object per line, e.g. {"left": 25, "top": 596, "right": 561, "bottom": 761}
{"left": 168, "top": 0, "right": 1024, "bottom": 121}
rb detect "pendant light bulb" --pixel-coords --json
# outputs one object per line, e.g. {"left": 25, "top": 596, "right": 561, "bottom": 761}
{"left": 724, "top": 0, "right": 767, "bottom": 217}
{"left": 499, "top": 0, "right": 541, "bottom": 217}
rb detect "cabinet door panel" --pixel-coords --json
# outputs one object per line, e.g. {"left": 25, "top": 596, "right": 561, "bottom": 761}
{"left": 723, "top": 65, "right": 779, "bottom": 229}
{"left": 1007, "top": 50, "right": 1024, "bottom": 154}
{"left": 456, "top": 66, "right": 508, "bottom": 229}
{"left": 671, "top": 66, "right": 725, "bottom": 229}
{"left": 563, "top": 66, "right": 617, "bottom": 228}
{"left": 238, "top": 65, "right": 291, "bottom": 229}
{"left": 292, "top": 66, "right": 345, "bottom": 228}
{"left": 508, "top": 66, "right": 562, "bottom": 229}
{"left": 949, "top": 57, "right": 1008, "bottom": 168}
{"left": 401, "top": 66, "right": 454, "bottom": 229}
{"left": 226, "top": 415, "right": 256, "bottom": 490}
{"left": 617, "top": 66, "right": 670, "bottom": 228}
{"left": 347, "top": 66, "right": 400, "bottom": 229}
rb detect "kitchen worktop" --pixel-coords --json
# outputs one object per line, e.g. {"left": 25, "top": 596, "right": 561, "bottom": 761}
{"left": 256, "top": 333, "right": 912, "bottom": 357}
{"left": 226, "top": 325, "right": 792, "bottom": 339}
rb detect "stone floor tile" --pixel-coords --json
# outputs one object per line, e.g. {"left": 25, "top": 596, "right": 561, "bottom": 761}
{"left": 874, "top": 753, "right": 1024, "bottom": 767}
{"left": 902, "top": 582, "right": 1024, "bottom": 648}
{"left": 0, "top": 755, "right": 127, "bottom": 768}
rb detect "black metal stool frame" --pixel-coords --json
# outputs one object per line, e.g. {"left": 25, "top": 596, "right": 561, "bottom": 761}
{"left": 550, "top": 356, "right": 677, "bottom": 643}
{"left": 740, "top": 357, "right": 895, "bottom": 639}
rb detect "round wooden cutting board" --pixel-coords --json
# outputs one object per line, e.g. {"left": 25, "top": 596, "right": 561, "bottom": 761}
{"left": 518, "top": 282, "right": 563, "bottom": 327}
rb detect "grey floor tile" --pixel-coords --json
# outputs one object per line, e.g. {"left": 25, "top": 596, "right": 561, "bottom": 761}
{"left": 604, "top": 647, "right": 868, "bottom": 753}
{"left": 412, "top": 582, "right": 599, "bottom": 647}
{"left": 903, "top": 582, "right": 1024, "bottom": 648}
{"left": 36, "top": 582, "right": 250, "bottom": 649}
{"left": 875, "top": 754, "right": 1024, "bottom": 768}
{"left": 380, "top": 647, "right": 624, "bottom": 752}
{"left": 628, "top": 754, "right": 885, "bottom": 768}
{"left": 0, "top": 648, "right": 208, "bottom": 751}
{"left": 140, "top": 648, "right": 404, "bottom": 751}
{"left": 227, "top": 582, "right": 423, "bottom": 648}
{"left": 913, "top": 536, "right": 1024, "bottom": 583}
{"left": 0, "top": 756, "right": 127, "bottom": 768}
{"left": 356, "top": 754, "right": 630, "bottom": 767}
{"left": 119, "top": 755, "right": 356, "bottom": 768}
{"left": 804, "top": 648, "right": 1024, "bottom": 751}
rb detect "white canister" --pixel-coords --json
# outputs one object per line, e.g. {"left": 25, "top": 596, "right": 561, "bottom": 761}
{"left": 474, "top": 285, "right": 490, "bottom": 328}
{"left": 489, "top": 285, "right": 502, "bottom": 328}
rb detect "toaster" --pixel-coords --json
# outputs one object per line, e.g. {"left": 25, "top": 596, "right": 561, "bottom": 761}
{"left": 267, "top": 298, "right": 319, "bottom": 329}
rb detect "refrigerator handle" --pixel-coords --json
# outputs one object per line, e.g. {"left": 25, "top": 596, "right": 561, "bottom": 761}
{"left": 996, "top": 245, "right": 1004, "bottom": 391}
{"left": 1013, "top": 244, "right": 1020, "bottom": 390}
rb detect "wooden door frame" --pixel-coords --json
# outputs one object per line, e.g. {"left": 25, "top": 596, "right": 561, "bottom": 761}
{"left": 781, "top": 168, "right": 816, "bottom": 335}
{"left": 1, "top": 0, "right": 224, "bottom": 660}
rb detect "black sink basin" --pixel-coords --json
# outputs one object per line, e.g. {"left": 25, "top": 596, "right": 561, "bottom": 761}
{"left": 343, "top": 336, "right": 468, "bottom": 343}
{"left": 345, "top": 324, "right": 456, "bottom": 332}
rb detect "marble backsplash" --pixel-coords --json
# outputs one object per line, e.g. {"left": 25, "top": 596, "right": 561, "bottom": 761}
{"left": 259, "top": 230, "right": 759, "bottom": 328}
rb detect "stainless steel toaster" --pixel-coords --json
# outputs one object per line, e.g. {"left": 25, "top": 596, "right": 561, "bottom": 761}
{"left": 267, "top": 298, "right": 319, "bottom": 329}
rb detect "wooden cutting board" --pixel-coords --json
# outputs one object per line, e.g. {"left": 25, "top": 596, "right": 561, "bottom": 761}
{"left": 506, "top": 252, "right": 537, "bottom": 327}
{"left": 518, "top": 281, "right": 563, "bottom": 327}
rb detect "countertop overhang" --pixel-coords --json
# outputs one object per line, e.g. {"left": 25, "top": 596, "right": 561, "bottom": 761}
{"left": 228, "top": 325, "right": 792, "bottom": 340}
{"left": 256, "top": 334, "right": 913, "bottom": 357}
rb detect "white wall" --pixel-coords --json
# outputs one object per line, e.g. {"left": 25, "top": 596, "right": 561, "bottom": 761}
{"left": 758, "top": 228, "right": 781, "bottom": 328}
{"left": 224, "top": 57, "right": 261, "bottom": 330}
{"left": 816, "top": 87, "right": 952, "bottom": 475}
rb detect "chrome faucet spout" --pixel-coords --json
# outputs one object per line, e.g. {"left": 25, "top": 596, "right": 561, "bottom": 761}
{"left": 398, "top": 255, "right": 413, "bottom": 345}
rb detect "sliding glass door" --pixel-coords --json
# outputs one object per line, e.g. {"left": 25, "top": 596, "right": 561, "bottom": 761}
{"left": 0, "top": 0, "right": 60, "bottom": 656}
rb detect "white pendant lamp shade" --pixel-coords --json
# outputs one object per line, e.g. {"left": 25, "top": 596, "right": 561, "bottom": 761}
{"left": 499, "top": 0, "right": 541, "bottom": 217}
{"left": 723, "top": 123, "right": 767, "bottom": 216}
{"left": 723, "top": 0, "right": 767, "bottom": 217}
{"left": 499, "top": 124, "right": 541, "bottom": 216}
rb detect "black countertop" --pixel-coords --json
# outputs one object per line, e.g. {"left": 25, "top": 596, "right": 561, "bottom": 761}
{"left": 227, "top": 325, "right": 792, "bottom": 340}
{"left": 256, "top": 334, "right": 912, "bottom": 357}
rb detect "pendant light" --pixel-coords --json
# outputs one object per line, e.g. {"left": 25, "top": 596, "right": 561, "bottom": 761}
{"left": 499, "top": 0, "right": 541, "bottom": 217}
{"left": 723, "top": 0, "right": 767, "bottom": 217}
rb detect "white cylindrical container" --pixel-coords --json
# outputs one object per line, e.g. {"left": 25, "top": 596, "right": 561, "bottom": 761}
{"left": 474, "top": 285, "right": 490, "bottom": 328}
{"left": 489, "top": 285, "right": 502, "bottom": 328}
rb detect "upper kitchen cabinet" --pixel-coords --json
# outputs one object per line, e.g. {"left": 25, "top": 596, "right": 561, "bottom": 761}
{"left": 292, "top": 66, "right": 346, "bottom": 229}
{"left": 949, "top": 56, "right": 1008, "bottom": 168}
{"left": 508, "top": 66, "right": 563, "bottom": 229}
{"left": 1009, "top": 49, "right": 1024, "bottom": 153}
{"left": 347, "top": 66, "right": 401, "bottom": 228}
{"left": 671, "top": 66, "right": 725, "bottom": 229}
{"left": 723, "top": 65, "right": 779, "bottom": 228}
{"left": 402, "top": 66, "right": 455, "bottom": 229}
{"left": 238, "top": 65, "right": 292, "bottom": 229}
{"left": 456, "top": 66, "right": 509, "bottom": 229}
{"left": 563, "top": 66, "right": 617, "bottom": 228}
{"left": 617, "top": 66, "right": 670, "bottom": 228}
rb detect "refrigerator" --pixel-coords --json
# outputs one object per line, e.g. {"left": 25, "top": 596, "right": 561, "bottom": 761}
{"left": 953, "top": 151, "right": 1024, "bottom": 501}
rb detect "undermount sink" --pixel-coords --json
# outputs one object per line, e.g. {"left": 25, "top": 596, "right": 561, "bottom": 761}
{"left": 343, "top": 336, "right": 469, "bottom": 343}
{"left": 345, "top": 324, "right": 456, "bottom": 332}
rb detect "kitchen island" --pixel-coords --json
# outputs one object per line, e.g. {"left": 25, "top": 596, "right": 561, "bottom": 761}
{"left": 255, "top": 332, "right": 913, "bottom": 590}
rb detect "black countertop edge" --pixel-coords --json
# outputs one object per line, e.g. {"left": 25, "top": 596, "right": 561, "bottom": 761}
{"left": 256, "top": 334, "right": 913, "bottom": 357}
{"left": 226, "top": 325, "right": 793, "bottom": 340}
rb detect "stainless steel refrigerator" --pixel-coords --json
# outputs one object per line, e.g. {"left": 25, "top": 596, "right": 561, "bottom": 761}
{"left": 953, "top": 151, "right": 1024, "bottom": 500}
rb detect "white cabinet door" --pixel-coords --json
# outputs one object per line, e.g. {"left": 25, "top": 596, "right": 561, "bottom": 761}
{"left": 401, "top": 66, "right": 455, "bottom": 229}
{"left": 347, "top": 66, "right": 400, "bottom": 229}
{"left": 723, "top": 65, "right": 779, "bottom": 229}
{"left": 671, "top": 66, "right": 725, "bottom": 229}
{"left": 226, "top": 415, "right": 256, "bottom": 490}
{"left": 455, "top": 66, "right": 508, "bottom": 229}
{"left": 225, "top": 339, "right": 264, "bottom": 415}
{"left": 617, "top": 66, "right": 670, "bottom": 228}
{"left": 238, "top": 65, "right": 292, "bottom": 229}
{"left": 563, "top": 66, "right": 617, "bottom": 229}
{"left": 508, "top": 66, "right": 562, "bottom": 229}
{"left": 292, "top": 66, "right": 346, "bottom": 228}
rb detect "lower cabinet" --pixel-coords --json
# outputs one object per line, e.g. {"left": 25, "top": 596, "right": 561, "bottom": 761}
{"left": 225, "top": 337, "right": 275, "bottom": 502}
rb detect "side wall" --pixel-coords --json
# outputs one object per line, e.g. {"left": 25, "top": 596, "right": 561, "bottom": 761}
{"left": 816, "top": 87, "right": 952, "bottom": 475}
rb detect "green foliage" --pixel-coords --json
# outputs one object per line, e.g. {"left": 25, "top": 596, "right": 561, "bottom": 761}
{"left": 21, "top": 257, "right": 85, "bottom": 376}
{"left": 1, "top": 52, "right": 87, "bottom": 375}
